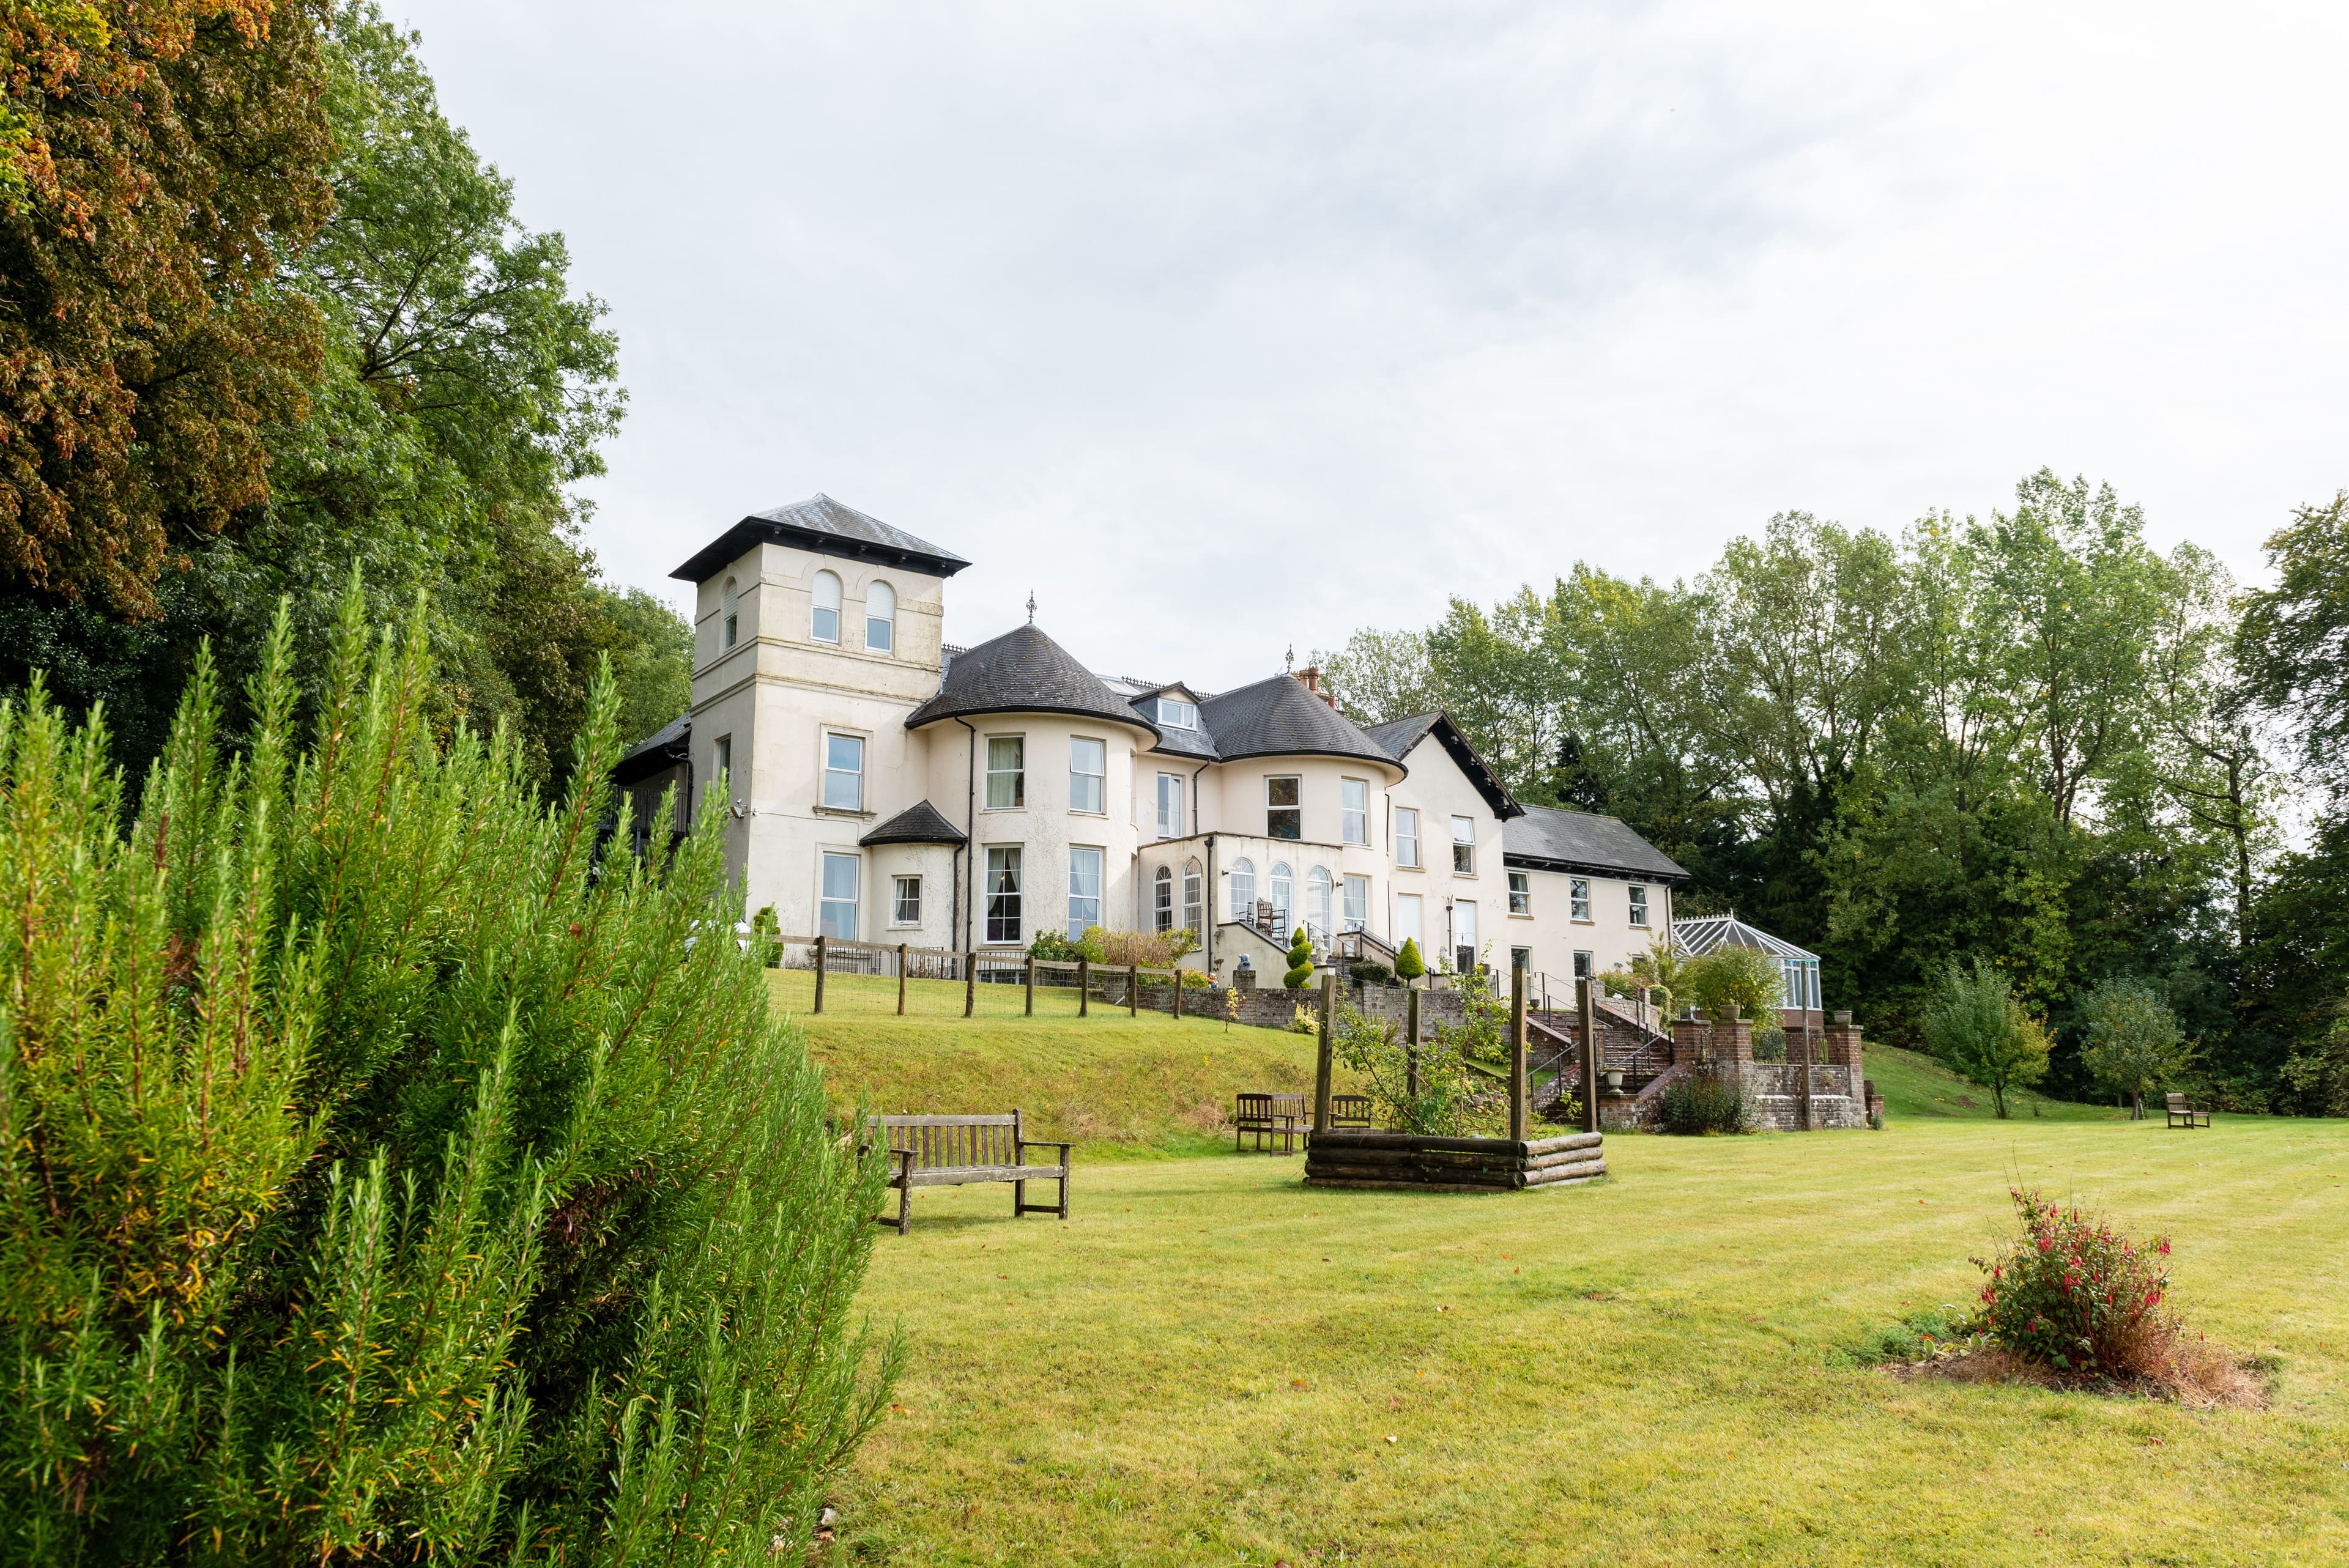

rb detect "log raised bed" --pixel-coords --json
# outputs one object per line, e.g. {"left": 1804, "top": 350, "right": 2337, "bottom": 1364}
{"left": 1302, "top": 1129, "right": 1605, "bottom": 1192}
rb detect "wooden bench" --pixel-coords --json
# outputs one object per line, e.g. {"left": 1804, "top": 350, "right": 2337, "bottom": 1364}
{"left": 2164, "top": 1092, "right": 2211, "bottom": 1129}
{"left": 1330, "top": 1094, "right": 1374, "bottom": 1129}
{"left": 1236, "top": 1092, "right": 1308, "bottom": 1152}
{"left": 866, "top": 1111, "right": 1072, "bottom": 1235}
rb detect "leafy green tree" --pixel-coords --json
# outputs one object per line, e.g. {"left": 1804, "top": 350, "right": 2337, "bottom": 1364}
{"left": 1283, "top": 926, "right": 1315, "bottom": 989}
{"left": 2077, "top": 977, "right": 2194, "bottom": 1118}
{"left": 1394, "top": 936, "right": 1426, "bottom": 982}
{"left": 1919, "top": 959, "right": 2050, "bottom": 1117}
{"left": 1682, "top": 946, "right": 1786, "bottom": 1057}
{"left": 2239, "top": 492, "right": 2349, "bottom": 794}
{"left": 1, "top": 593, "right": 899, "bottom": 1561}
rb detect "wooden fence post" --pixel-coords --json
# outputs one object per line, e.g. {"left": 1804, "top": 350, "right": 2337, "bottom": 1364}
{"left": 1313, "top": 972, "right": 1335, "bottom": 1136}
{"left": 1577, "top": 977, "right": 1600, "bottom": 1134}
{"left": 1406, "top": 986, "right": 1421, "bottom": 1100}
{"left": 964, "top": 949, "right": 976, "bottom": 1018}
{"left": 897, "top": 944, "right": 909, "bottom": 1016}
{"left": 813, "top": 934, "right": 827, "bottom": 1015}
{"left": 1024, "top": 956, "right": 1035, "bottom": 1016}
{"left": 1508, "top": 964, "right": 1527, "bottom": 1142}
{"left": 1078, "top": 957, "right": 1090, "bottom": 1017}
{"left": 1173, "top": 966, "right": 1183, "bottom": 1019}
{"left": 1128, "top": 963, "right": 1139, "bottom": 1017}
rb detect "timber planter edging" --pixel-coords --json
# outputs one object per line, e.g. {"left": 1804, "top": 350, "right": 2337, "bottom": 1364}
{"left": 1303, "top": 1129, "right": 1605, "bottom": 1191}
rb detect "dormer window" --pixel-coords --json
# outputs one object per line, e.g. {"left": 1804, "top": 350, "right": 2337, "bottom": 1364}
{"left": 811, "top": 570, "right": 842, "bottom": 644}
{"left": 721, "top": 577, "right": 738, "bottom": 649}
{"left": 1156, "top": 697, "right": 1198, "bottom": 730}
{"left": 866, "top": 580, "right": 895, "bottom": 653}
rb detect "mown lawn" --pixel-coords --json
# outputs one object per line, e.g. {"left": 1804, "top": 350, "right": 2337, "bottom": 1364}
{"left": 827, "top": 1109, "right": 2348, "bottom": 1565}
{"left": 776, "top": 971, "right": 1345, "bottom": 1158}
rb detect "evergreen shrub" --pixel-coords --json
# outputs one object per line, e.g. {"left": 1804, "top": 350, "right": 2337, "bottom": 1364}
{"left": 1658, "top": 1069, "right": 1756, "bottom": 1134}
{"left": 1282, "top": 927, "right": 1315, "bottom": 989}
{"left": 0, "top": 597, "right": 901, "bottom": 1564}
{"left": 1393, "top": 938, "right": 1425, "bottom": 982}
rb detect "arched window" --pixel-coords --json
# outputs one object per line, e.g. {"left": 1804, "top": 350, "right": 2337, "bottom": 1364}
{"left": 1229, "top": 857, "right": 1256, "bottom": 922}
{"left": 1182, "top": 857, "right": 1203, "bottom": 939}
{"left": 1307, "top": 866, "right": 1332, "bottom": 943}
{"left": 1152, "top": 865, "right": 1174, "bottom": 934}
{"left": 811, "top": 570, "right": 842, "bottom": 644}
{"left": 721, "top": 576, "right": 738, "bottom": 650}
{"left": 866, "top": 580, "right": 895, "bottom": 654}
{"left": 1269, "top": 862, "right": 1293, "bottom": 934}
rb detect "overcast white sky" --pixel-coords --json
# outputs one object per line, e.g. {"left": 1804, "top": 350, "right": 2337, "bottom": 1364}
{"left": 392, "top": 0, "right": 2349, "bottom": 690}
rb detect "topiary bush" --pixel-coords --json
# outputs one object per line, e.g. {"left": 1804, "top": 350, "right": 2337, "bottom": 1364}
{"left": 1282, "top": 926, "right": 1315, "bottom": 989}
{"left": 1972, "top": 1188, "right": 2176, "bottom": 1377}
{"left": 1394, "top": 937, "right": 1425, "bottom": 982}
{"left": 0, "top": 596, "right": 901, "bottom": 1563}
{"left": 1348, "top": 959, "right": 1395, "bottom": 986}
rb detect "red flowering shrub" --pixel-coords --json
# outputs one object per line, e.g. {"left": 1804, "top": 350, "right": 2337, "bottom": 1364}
{"left": 1972, "top": 1188, "right": 2176, "bottom": 1375}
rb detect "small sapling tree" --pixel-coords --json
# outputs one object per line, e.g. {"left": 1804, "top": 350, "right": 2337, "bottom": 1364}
{"left": 1920, "top": 958, "right": 2051, "bottom": 1118}
{"left": 2079, "top": 977, "right": 2194, "bottom": 1119}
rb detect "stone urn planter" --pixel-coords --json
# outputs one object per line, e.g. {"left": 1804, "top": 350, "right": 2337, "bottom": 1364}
{"left": 1601, "top": 1068, "right": 1625, "bottom": 1094}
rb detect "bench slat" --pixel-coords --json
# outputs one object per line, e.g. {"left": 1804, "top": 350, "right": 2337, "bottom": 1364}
{"left": 904, "top": 1163, "right": 1067, "bottom": 1186}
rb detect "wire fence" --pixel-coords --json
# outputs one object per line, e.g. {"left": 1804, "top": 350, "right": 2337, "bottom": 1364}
{"left": 768, "top": 935, "right": 1209, "bottom": 1021}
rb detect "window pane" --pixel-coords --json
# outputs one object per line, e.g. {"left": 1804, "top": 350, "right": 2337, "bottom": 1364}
{"left": 1152, "top": 866, "right": 1173, "bottom": 933}
{"left": 823, "top": 734, "right": 864, "bottom": 810}
{"left": 1182, "top": 858, "right": 1203, "bottom": 938}
{"left": 1395, "top": 808, "right": 1419, "bottom": 868}
{"left": 1157, "top": 774, "right": 1184, "bottom": 837}
{"left": 985, "top": 846, "right": 1023, "bottom": 943}
{"left": 1069, "top": 737, "right": 1105, "bottom": 814}
{"left": 1343, "top": 874, "right": 1368, "bottom": 930}
{"left": 1508, "top": 871, "right": 1531, "bottom": 916}
{"left": 1068, "top": 846, "right": 1102, "bottom": 938}
{"left": 820, "top": 852, "right": 858, "bottom": 941}
{"left": 1307, "top": 867, "right": 1331, "bottom": 941}
{"left": 722, "top": 612, "right": 737, "bottom": 649}
{"left": 987, "top": 736, "right": 1025, "bottom": 809}
{"left": 1230, "top": 857, "right": 1256, "bottom": 920}
{"left": 1341, "top": 779, "right": 1367, "bottom": 845}
{"left": 866, "top": 582, "right": 894, "bottom": 653}
{"left": 1270, "top": 864, "right": 1292, "bottom": 929}
{"left": 1628, "top": 884, "right": 1649, "bottom": 926}
{"left": 1267, "top": 776, "right": 1301, "bottom": 840}
{"left": 866, "top": 615, "right": 892, "bottom": 652}
{"left": 812, "top": 571, "right": 841, "bottom": 643}
{"left": 1396, "top": 893, "right": 1422, "bottom": 945}
{"left": 894, "top": 875, "right": 920, "bottom": 924}
{"left": 1570, "top": 878, "right": 1590, "bottom": 920}
{"left": 1452, "top": 816, "right": 1475, "bottom": 873}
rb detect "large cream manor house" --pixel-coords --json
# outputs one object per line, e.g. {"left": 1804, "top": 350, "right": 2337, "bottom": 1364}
{"left": 614, "top": 496, "right": 1688, "bottom": 986}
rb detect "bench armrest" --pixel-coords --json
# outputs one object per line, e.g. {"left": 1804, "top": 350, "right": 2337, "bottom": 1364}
{"left": 1017, "top": 1139, "right": 1074, "bottom": 1156}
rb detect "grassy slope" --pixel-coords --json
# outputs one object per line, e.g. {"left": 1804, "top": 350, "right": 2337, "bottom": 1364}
{"left": 1866, "top": 1041, "right": 2124, "bottom": 1122}
{"left": 833, "top": 1116, "right": 2349, "bottom": 1567}
{"left": 774, "top": 970, "right": 1338, "bottom": 1158}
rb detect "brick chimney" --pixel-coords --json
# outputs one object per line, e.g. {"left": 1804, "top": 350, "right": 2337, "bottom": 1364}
{"left": 1293, "top": 666, "right": 1335, "bottom": 708}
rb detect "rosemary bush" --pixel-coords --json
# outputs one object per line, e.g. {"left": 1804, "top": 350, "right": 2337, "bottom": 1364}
{"left": 1, "top": 596, "right": 900, "bottom": 1564}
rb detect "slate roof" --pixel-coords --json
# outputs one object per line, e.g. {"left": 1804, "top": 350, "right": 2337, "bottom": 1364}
{"left": 1365, "top": 711, "right": 1518, "bottom": 819}
{"left": 1197, "top": 675, "right": 1401, "bottom": 769}
{"left": 859, "top": 799, "right": 968, "bottom": 847}
{"left": 1503, "top": 804, "right": 1688, "bottom": 881}
{"left": 613, "top": 713, "right": 691, "bottom": 788}
{"left": 905, "top": 624, "right": 1161, "bottom": 734}
{"left": 670, "top": 494, "right": 971, "bottom": 584}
